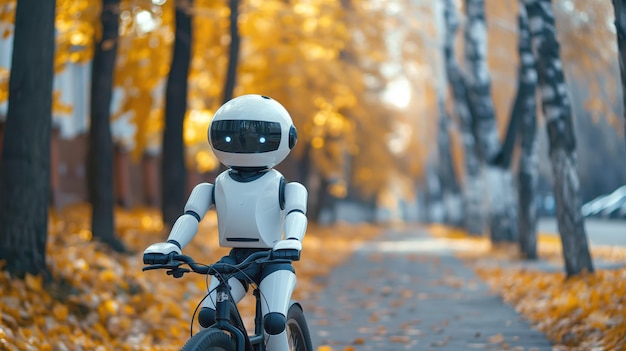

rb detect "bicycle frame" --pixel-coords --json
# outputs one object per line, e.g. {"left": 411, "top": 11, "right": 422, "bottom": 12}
{"left": 212, "top": 276, "right": 274, "bottom": 351}
{"left": 143, "top": 251, "right": 294, "bottom": 351}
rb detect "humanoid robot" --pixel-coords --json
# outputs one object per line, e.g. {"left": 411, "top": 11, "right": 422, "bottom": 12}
{"left": 143, "top": 94, "right": 308, "bottom": 351}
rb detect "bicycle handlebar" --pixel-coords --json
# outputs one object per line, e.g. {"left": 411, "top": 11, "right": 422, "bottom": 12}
{"left": 142, "top": 250, "right": 273, "bottom": 277}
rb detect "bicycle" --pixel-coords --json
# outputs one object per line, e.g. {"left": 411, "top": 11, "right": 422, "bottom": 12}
{"left": 142, "top": 250, "right": 314, "bottom": 351}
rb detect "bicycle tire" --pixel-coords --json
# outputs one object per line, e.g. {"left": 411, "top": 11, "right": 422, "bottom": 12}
{"left": 286, "top": 304, "right": 314, "bottom": 351}
{"left": 181, "top": 328, "right": 235, "bottom": 351}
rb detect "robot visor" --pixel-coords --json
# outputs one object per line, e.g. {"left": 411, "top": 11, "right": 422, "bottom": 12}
{"left": 211, "top": 119, "right": 282, "bottom": 153}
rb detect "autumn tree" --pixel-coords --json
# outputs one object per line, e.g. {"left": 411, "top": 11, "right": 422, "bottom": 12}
{"left": 223, "top": 0, "right": 240, "bottom": 104}
{"left": 234, "top": 1, "right": 397, "bottom": 222}
{"left": 0, "top": 0, "right": 55, "bottom": 276}
{"left": 511, "top": 4, "right": 539, "bottom": 259}
{"left": 435, "top": 97, "right": 462, "bottom": 225}
{"left": 614, "top": 0, "right": 626, "bottom": 138}
{"left": 443, "top": 0, "right": 483, "bottom": 234}
{"left": 162, "top": 0, "right": 193, "bottom": 226}
{"left": 464, "top": 0, "right": 519, "bottom": 243}
{"left": 88, "top": 0, "right": 125, "bottom": 252}
{"left": 523, "top": 0, "right": 593, "bottom": 277}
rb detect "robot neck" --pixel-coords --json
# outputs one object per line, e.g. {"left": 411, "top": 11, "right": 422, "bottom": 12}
{"left": 229, "top": 167, "right": 268, "bottom": 182}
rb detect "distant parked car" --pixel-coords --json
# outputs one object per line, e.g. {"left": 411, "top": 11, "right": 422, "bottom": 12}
{"left": 582, "top": 185, "right": 626, "bottom": 220}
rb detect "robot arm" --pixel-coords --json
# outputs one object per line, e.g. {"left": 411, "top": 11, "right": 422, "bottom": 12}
{"left": 272, "top": 182, "right": 308, "bottom": 259}
{"left": 283, "top": 182, "right": 308, "bottom": 241}
{"left": 144, "top": 183, "right": 215, "bottom": 263}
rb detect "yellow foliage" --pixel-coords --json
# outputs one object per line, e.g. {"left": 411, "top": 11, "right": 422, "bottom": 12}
{"left": 0, "top": 0, "right": 15, "bottom": 29}
{"left": 441, "top": 223, "right": 626, "bottom": 351}
{"left": 54, "top": 0, "right": 100, "bottom": 73}
{"left": 0, "top": 204, "right": 382, "bottom": 350}
{"left": 114, "top": 0, "right": 174, "bottom": 156}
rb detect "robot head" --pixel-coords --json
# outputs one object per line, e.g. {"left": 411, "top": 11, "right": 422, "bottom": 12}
{"left": 208, "top": 94, "right": 298, "bottom": 170}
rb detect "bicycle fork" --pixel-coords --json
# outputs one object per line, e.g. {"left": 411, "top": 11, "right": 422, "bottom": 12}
{"left": 214, "top": 284, "right": 248, "bottom": 351}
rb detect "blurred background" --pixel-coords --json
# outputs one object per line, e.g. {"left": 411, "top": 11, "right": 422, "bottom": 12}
{"left": 0, "top": 0, "right": 624, "bottom": 226}
{"left": 1, "top": 1, "right": 625, "bottom": 348}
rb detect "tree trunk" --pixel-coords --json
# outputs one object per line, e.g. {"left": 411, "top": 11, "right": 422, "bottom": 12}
{"left": 463, "top": 0, "right": 499, "bottom": 161}
{"left": 443, "top": 0, "right": 484, "bottom": 235}
{"left": 142, "top": 152, "right": 159, "bottom": 207}
{"left": 114, "top": 145, "right": 132, "bottom": 208}
{"left": 613, "top": 0, "right": 626, "bottom": 139}
{"left": 88, "top": 0, "right": 125, "bottom": 252}
{"left": 223, "top": 0, "right": 240, "bottom": 104}
{"left": 514, "top": 4, "right": 539, "bottom": 260}
{"left": 436, "top": 97, "right": 462, "bottom": 226}
{"left": 464, "top": 0, "right": 519, "bottom": 243}
{"left": 50, "top": 127, "right": 62, "bottom": 209}
{"left": 0, "top": 0, "right": 55, "bottom": 277}
{"left": 162, "top": 0, "right": 193, "bottom": 227}
{"left": 524, "top": 0, "right": 594, "bottom": 276}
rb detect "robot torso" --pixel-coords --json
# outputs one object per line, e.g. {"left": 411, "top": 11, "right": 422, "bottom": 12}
{"left": 214, "top": 169, "right": 285, "bottom": 248}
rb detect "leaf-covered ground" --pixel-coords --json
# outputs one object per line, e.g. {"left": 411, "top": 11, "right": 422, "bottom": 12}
{"left": 3, "top": 211, "right": 624, "bottom": 351}
{"left": 429, "top": 224, "right": 626, "bottom": 351}
{"left": 0, "top": 204, "right": 381, "bottom": 351}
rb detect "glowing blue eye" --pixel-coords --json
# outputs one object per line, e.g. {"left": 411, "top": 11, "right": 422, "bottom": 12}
{"left": 259, "top": 137, "right": 266, "bottom": 143}
{"left": 225, "top": 136, "right": 232, "bottom": 142}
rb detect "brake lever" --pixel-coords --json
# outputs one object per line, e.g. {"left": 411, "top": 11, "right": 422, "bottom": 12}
{"left": 142, "top": 261, "right": 183, "bottom": 272}
{"left": 167, "top": 267, "right": 190, "bottom": 278}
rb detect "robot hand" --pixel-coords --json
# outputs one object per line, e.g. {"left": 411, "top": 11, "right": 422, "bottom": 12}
{"left": 272, "top": 239, "right": 302, "bottom": 261}
{"left": 143, "top": 242, "right": 181, "bottom": 264}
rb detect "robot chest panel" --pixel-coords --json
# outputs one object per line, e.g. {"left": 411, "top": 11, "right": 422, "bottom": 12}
{"left": 214, "top": 172, "right": 283, "bottom": 248}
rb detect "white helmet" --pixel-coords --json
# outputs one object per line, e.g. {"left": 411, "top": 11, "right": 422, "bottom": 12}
{"left": 208, "top": 94, "right": 298, "bottom": 169}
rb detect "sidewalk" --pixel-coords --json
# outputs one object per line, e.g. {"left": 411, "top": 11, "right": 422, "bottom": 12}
{"left": 538, "top": 217, "right": 626, "bottom": 247}
{"left": 303, "top": 226, "right": 552, "bottom": 351}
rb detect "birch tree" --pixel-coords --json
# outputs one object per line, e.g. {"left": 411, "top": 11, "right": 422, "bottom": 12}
{"left": 433, "top": 0, "right": 462, "bottom": 226}
{"left": 613, "top": 0, "right": 626, "bottom": 139}
{"left": 436, "top": 97, "right": 462, "bottom": 226}
{"left": 464, "top": 0, "right": 518, "bottom": 243}
{"left": 513, "top": 4, "right": 539, "bottom": 259}
{"left": 0, "top": 0, "right": 55, "bottom": 276}
{"left": 524, "top": 0, "right": 594, "bottom": 276}
{"left": 443, "top": 0, "right": 484, "bottom": 234}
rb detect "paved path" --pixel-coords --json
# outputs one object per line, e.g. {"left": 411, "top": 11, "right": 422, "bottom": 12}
{"left": 538, "top": 217, "right": 626, "bottom": 247}
{"left": 303, "top": 227, "right": 552, "bottom": 351}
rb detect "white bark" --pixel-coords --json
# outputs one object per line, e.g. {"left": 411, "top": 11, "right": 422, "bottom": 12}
{"left": 443, "top": 0, "right": 485, "bottom": 234}
{"left": 463, "top": 0, "right": 499, "bottom": 161}
{"left": 523, "top": 0, "right": 594, "bottom": 276}
{"left": 516, "top": 3, "right": 539, "bottom": 259}
{"left": 487, "top": 167, "right": 518, "bottom": 242}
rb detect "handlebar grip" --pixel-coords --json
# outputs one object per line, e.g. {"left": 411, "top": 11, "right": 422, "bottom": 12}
{"left": 143, "top": 252, "right": 171, "bottom": 265}
{"left": 271, "top": 249, "right": 300, "bottom": 261}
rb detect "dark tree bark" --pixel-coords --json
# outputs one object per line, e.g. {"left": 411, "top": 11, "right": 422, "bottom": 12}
{"left": 613, "top": 0, "right": 626, "bottom": 139}
{"left": 162, "top": 0, "right": 193, "bottom": 227}
{"left": 215, "top": 0, "right": 240, "bottom": 174}
{"left": 436, "top": 97, "right": 462, "bottom": 226}
{"left": 514, "top": 4, "right": 539, "bottom": 260}
{"left": 223, "top": 0, "right": 240, "bottom": 104}
{"left": 524, "top": 0, "right": 594, "bottom": 276}
{"left": 88, "top": 0, "right": 125, "bottom": 252}
{"left": 0, "top": 0, "right": 55, "bottom": 277}
{"left": 443, "top": 0, "right": 484, "bottom": 235}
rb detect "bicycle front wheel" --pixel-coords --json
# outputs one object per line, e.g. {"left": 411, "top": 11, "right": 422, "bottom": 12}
{"left": 286, "top": 304, "right": 313, "bottom": 351}
{"left": 181, "top": 328, "right": 235, "bottom": 351}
